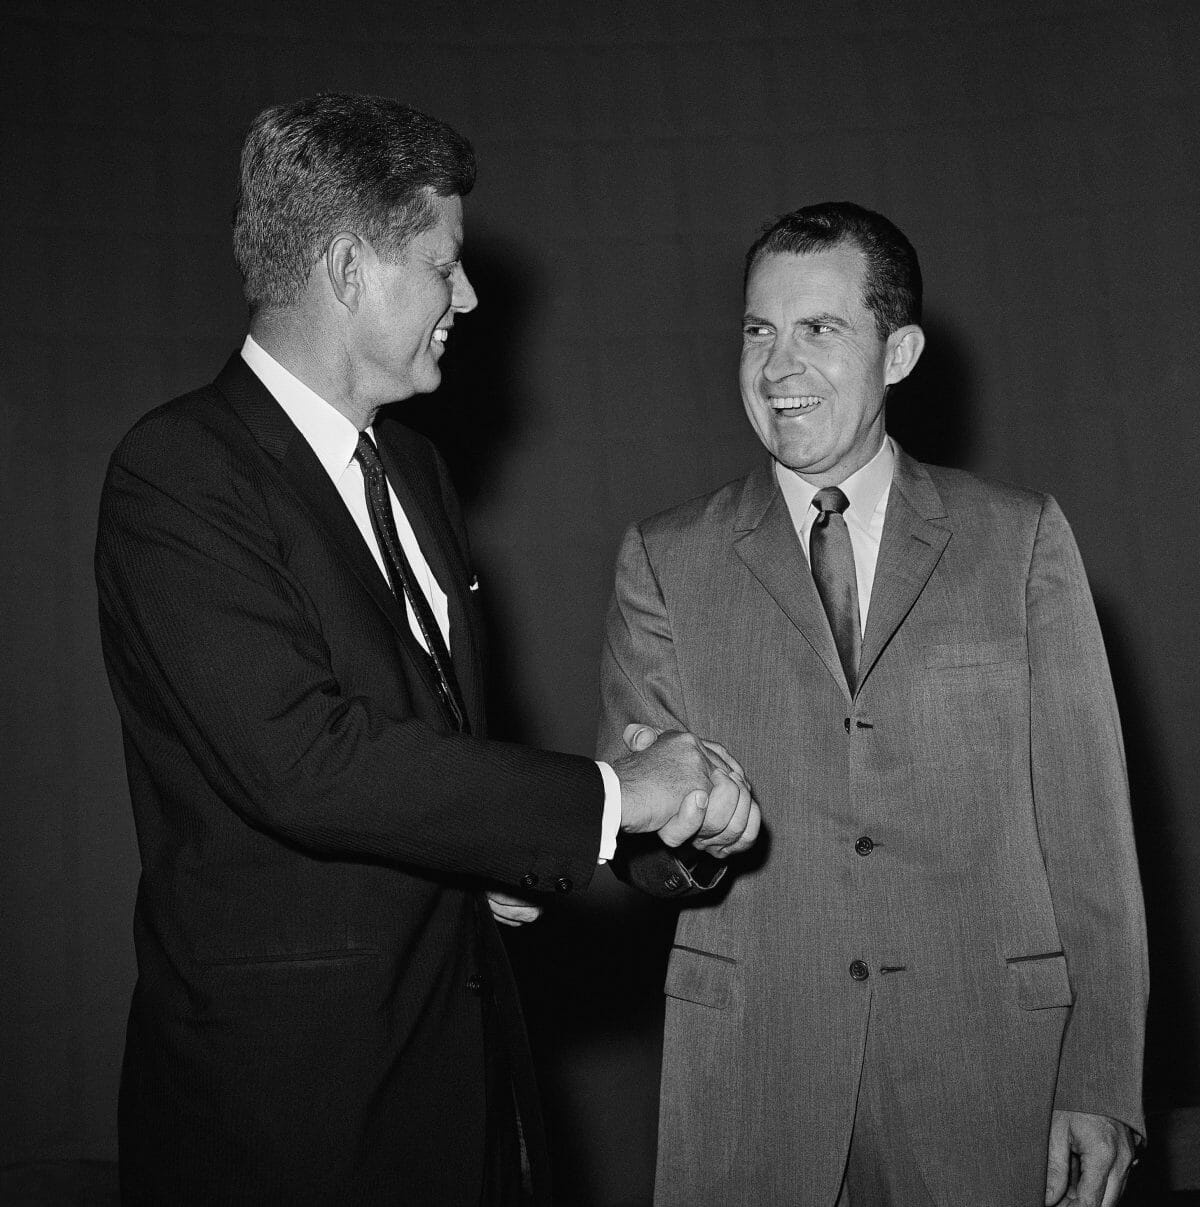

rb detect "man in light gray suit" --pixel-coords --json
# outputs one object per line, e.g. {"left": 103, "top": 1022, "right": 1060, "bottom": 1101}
{"left": 599, "top": 202, "right": 1147, "bottom": 1207}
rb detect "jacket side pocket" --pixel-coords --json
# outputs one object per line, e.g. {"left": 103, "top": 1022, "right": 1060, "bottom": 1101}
{"left": 664, "top": 945, "right": 737, "bottom": 1010}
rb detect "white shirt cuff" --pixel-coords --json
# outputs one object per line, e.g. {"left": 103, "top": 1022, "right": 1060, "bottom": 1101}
{"left": 596, "top": 761, "right": 622, "bottom": 863}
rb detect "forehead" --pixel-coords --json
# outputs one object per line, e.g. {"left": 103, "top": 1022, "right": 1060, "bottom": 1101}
{"left": 410, "top": 191, "right": 463, "bottom": 253}
{"left": 745, "top": 245, "right": 869, "bottom": 318}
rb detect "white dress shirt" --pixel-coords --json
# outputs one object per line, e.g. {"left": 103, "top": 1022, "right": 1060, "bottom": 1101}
{"left": 240, "top": 335, "right": 621, "bottom": 860}
{"left": 775, "top": 436, "right": 895, "bottom": 634}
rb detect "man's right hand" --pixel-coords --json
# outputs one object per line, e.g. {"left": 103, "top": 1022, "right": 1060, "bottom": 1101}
{"left": 612, "top": 724, "right": 761, "bottom": 853}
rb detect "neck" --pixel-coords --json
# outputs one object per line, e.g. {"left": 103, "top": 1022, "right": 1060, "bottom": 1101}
{"left": 249, "top": 312, "right": 378, "bottom": 431}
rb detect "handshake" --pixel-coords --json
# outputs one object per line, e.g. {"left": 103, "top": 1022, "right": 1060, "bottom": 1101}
{"left": 487, "top": 725, "right": 760, "bottom": 927}
{"left": 613, "top": 724, "right": 761, "bottom": 859}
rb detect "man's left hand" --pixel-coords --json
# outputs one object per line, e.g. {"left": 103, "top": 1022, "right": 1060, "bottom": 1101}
{"left": 486, "top": 891, "right": 543, "bottom": 928}
{"left": 1045, "top": 1109, "right": 1137, "bottom": 1207}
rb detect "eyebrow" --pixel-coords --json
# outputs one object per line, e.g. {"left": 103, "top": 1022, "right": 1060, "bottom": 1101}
{"left": 433, "top": 238, "right": 463, "bottom": 264}
{"left": 803, "top": 311, "right": 850, "bottom": 329}
{"left": 741, "top": 310, "right": 850, "bottom": 329}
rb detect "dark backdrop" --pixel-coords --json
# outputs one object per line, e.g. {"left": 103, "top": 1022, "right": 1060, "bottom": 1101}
{"left": 4, "top": 1, "right": 1198, "bottom": 1202}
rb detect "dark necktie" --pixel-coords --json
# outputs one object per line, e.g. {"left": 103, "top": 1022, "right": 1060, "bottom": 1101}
{"left": 810, "top": 486, "right": 862, "bottom": 693}
{"left": 353, "top": 432, "right": 468, "bottom": 733}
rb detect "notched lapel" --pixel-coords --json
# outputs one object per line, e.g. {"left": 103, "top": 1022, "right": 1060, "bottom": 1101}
{"left": 733, "top": 462, "right": 849, "bottom": 695}
{"left": 858, "top": 450, "right": 951, "bottom": 687}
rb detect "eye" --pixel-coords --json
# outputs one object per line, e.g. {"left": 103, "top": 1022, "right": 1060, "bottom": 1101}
{"left": 743, "top": 323, "right": 773, "bottom": 340}
{"left": 806, "top": 323, "right": 835, "bottom": 336}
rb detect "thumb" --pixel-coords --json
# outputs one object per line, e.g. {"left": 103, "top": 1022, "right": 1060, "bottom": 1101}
{"left": 1045, "top": 1115, "right": 1070, "bottom": 1205}
{"left": 623, "top": 722, "right": 661, "bottom": 753}
{"left": 657, "top": 789, "right": 708, "bottom": 848}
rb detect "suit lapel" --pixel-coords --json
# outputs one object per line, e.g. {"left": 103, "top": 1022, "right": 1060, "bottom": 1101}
{"left": 733, "top": 460, "right": 850, "bottom": 696}
{"left": 858, "top": 446, "right": 952, "bottom": 687}
{"left": 211, "top": 355, "right": 449, "bottom": 709}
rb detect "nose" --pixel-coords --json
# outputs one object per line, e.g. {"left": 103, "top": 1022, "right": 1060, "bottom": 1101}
{"left": 452, "top": 263, "right": 477, "bottom": 314}
{"left": 762, "top": 336, "right": 804, "bottom": 383}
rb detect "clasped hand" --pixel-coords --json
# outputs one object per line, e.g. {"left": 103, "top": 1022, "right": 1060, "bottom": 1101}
{"left": 612, "top": 723, "right": 761, "bottom": 856}
{"left": 488, "top": 724, "right": 761, "bottom": 927}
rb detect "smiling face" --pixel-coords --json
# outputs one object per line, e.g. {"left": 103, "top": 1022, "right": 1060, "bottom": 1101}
{"left": 352, "top": 189, "right": 477, "bottom": 404}
{"left": 740, "top": 245, "right": 923, "bottom": 485}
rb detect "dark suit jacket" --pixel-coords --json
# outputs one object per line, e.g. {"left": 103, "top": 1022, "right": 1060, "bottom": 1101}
{"left": 599, "top": 448, "right": 1147, "bottom": 1207}
{"left": 96, "top": 353, "right": 602, "bottom": 1206}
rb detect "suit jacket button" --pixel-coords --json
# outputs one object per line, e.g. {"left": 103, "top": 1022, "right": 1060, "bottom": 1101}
{"left": 849, "top": 960, "right": 870, "bottom": 981}
{"left": 520, "top": 872, "right": 538, "bottom": 890}
{"left": 466, "top": 975, "right": 483, "bottom": 993}
{"left": 854, "top": 836, "right": 874, "bottom": 856}
{"left": 555, "top": 877, "right": 573, "bottom": 894}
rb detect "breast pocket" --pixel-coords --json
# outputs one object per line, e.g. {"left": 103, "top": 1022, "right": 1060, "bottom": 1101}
{"left": 1006, "top": 951, "right": 1074, "bottom": 1010}
{"left": 916, "top": 639, "right": 1029, "bottom": 768}
{"left": 924, "top": 639, "right": 1027, "bottom": 670}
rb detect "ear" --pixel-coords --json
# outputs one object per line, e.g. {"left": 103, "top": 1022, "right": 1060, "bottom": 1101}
{"left": 883, "top": 324, "right": 925, "bottom": 386}
{"left": 325, "top": 232, "right": 368, "bottom": 313}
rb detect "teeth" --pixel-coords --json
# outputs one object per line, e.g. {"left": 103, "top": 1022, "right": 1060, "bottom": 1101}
{"left": 770, "top": 396, "right": 819, "bottom": 410}
{"left": 432, "top": 329, "right": 448, "bottom": 344}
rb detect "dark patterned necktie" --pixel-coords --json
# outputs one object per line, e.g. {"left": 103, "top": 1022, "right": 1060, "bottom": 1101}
{"left": 353, "top": 432, "right": 468, "bottom": 733}
{"left": 810, "top": 486, "right": 862, "bottom": 693}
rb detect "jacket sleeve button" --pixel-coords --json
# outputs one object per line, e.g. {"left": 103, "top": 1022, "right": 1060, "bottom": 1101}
{"left": 519, "top": 872, "right": 538, "bottom": 890}
{"left": 555, "top": 877, "right": 573, "bottom": 894}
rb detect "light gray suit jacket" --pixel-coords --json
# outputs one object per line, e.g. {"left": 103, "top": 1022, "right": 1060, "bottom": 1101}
{"left": 599, "top": 447, "right": 1147, "bottom": 1206}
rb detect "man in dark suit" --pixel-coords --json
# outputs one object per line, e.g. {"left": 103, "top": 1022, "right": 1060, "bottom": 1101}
{"left": 599, "top": 202, "right": 1146, "bottom": 1207}
{"left": 95, "top": 93, "right": 758, "bottom": 1206}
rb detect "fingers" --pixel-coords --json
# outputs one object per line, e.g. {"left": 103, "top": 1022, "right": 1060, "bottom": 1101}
{"left": 486, "top": 891, "right": 543, "bottom": 928}
{"left": 657, "top": 788, "right": 709, "bottom": 848}
{"left": 1075, "top": 1146, "right": 1110, "bottom": 1207}
{"left": 1045, "top": 1112, "right": 1131, "bottom": 1207}
{"left": 699, "top": 738, "right": 745, "bottom": 779}
{"left": 622, "top": 722, "right": 661, "bottom": 753}
{"left": 693, "top": 769, "right": 748, "bottom": 851}
{"left": 721, "top": 800, "right": 762, "bottom": 857}
{"left": 1045, "top": 1111, "right": 1070, "bottom": 1205}
{"left": 690, "top": 765, "right": 763, "bottom": 858}
{"left": 1099, "top": 1134, "right": 1135, "bottom": 1207}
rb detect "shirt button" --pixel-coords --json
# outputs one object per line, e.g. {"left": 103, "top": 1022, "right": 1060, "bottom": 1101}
{"left": 555, "top": 877, "right": 573, "bottom": 894}
{"left": 854, "top": 837, "right": 874, "bottom": 856}
{"left": 519, "top": 872, "right": 538, "bottom": 890}
{"left": 849, "top": 960, "right": 870, "bottom": 981}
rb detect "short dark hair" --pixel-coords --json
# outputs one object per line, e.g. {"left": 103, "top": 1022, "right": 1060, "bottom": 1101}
{"left": 744, "top": 202, "right": 922, "bottom": 339}
{"left": 232, "top": 92, "right": 476, "bottom": 313}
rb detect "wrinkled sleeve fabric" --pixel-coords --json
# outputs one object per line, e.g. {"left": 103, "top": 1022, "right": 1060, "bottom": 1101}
{"left": 598, "top": 522, "right": 725, "bottom": 897}
{"left": 1026, "top": 496, "right": 1148, "bottom": 1136}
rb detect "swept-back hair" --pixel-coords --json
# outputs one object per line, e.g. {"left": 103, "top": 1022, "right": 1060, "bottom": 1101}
{"left": 744, "top": 201, "right": 922, "bottom": 338}
{"left": 233, "top": 92, "right": 476, "bottom": 313}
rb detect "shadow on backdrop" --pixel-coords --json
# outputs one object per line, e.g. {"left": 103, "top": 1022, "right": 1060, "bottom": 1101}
{"left": 887, "top": 308, "right": 978, "bottom": 470}
{"left": 400, "top": 235, "right": 537, "bottom": 743}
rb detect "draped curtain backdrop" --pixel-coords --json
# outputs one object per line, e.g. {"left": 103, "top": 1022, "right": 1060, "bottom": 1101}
{"left": 4, "top": 1, "right": 1197, "bottom": 1201}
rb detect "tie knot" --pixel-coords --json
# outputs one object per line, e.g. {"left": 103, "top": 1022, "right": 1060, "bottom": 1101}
{"left": 353, "top": 432, "right": 383, "bottom": 477}
{"left": 812, "top": 486, "right": 850, "bottom": 517}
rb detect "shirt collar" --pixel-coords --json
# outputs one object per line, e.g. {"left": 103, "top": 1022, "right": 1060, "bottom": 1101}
{"left": 775, "top": 435, "right": 895, "bottom": 526}
{"left": 240, "top": 334, "right": 361, "bottom": 482}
